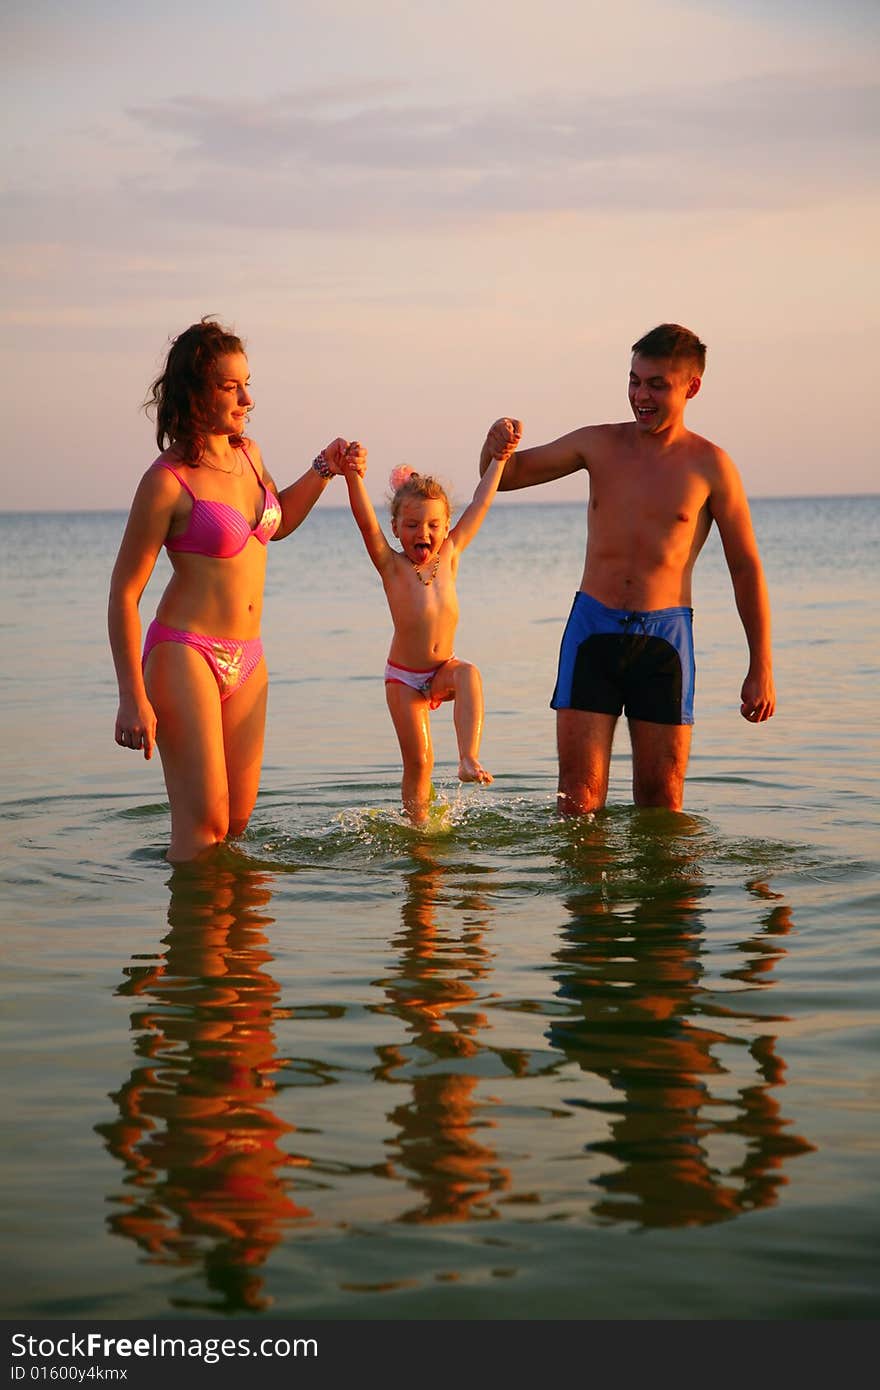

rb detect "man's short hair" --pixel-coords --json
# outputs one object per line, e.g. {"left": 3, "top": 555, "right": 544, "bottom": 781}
{"left": 631, "top": 324, "right": 707, "bottom": 376}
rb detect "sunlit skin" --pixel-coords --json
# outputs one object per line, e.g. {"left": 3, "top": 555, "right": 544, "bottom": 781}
{"left": 479, "top": 346, "right": 775, "bottom": 815}
{"left": 205, "top": 352, "right": 255, "bottom": 438}
{"left": 344, "top": 427, "right": 519, "bottom": 822}
{"left": 627, "top": 354, "right": 701, "bottom": 439}
{"left": 389, "top": 497, "right": 457, "bottom": 666}
{"left": 108, "top": 338, "right": 366, "bottom": 862}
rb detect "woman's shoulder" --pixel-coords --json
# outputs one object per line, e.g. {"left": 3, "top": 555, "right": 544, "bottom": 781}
{"left": 136, "top": 452, "right": 189, "bottom": 501}
{"left": 150, "top": 444, "right": 191, "bottom": 472}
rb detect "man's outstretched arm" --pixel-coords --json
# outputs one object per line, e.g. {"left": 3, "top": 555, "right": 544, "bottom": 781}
{"left": 479, "top": 420, "right": 592, "bottom": 490}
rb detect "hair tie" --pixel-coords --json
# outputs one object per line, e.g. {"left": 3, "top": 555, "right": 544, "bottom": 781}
{"left": 389, "top": 464, "right": 416, "bottom": 492}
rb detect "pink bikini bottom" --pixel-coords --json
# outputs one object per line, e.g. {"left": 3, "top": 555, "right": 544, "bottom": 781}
{"left": 143, "top": 620, "right": 264, "bottom": 702}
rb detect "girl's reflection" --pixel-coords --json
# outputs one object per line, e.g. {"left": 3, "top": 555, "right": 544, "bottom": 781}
{"left": 96, "top": 862, "right": 309, "bottom": 1311}
{"left": 550, "top": 813, "right": 814, "bottom": 1227}
{"left": 371, "top": 842, "right": 517, "bottom": 1224}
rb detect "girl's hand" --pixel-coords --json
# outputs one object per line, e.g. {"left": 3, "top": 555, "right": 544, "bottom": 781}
{"left": 342, "top": 440, "right": 367, "bottom": 477}
{"left": 319, "top": 436, "right": 355, "bottom": 475}
{"left": 487, "top": 417, "right": 523, "bottom": 462}
{"left": 115, "top": 695, "right": 157, "bottom": 760}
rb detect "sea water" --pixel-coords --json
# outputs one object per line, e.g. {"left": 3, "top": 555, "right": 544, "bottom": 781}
{"left": 0, "top": 496, "right": 877, "bottom": 1319}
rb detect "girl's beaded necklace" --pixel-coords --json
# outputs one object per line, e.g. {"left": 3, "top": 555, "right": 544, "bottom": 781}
{"left": 408, "top": 553, "right": 441, "bottom": 586}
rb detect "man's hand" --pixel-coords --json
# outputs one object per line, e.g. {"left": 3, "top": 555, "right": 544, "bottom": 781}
{"left": 486, "top": 417, "right": 523, "bottom": 463}
{"left": 740, "top": 667, "right": 776, "bottom": 723}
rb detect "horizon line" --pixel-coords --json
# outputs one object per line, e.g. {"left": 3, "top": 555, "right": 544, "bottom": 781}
{"left": 2, "top": 491, "right": 878, "bottom": 516}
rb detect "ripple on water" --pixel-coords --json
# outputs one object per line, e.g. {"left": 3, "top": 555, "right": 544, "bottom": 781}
{"left": 241, "top": 789, "right": 849, "bottom": 904}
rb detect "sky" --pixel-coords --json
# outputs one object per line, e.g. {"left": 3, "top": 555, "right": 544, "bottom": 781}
{"left": 3, "top": 0, "right": 879, "bottom": 510}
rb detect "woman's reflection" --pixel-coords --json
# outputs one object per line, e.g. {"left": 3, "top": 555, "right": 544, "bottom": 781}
{"left": 96, "top": 861, "right": 309, "bottom": 1311}
{"left": 549, "top": 812, "right": 814, "bottom": 1228}
{"left": 371, "top": 842, "right": 519, "bottom": 1224}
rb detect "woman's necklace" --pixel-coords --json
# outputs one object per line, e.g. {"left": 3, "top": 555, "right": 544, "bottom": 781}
{"left": 409, "top": 553, "right": 441, "bottom": 586}
{"left": 200, "top": 455, "right": 242, "bottom": 476}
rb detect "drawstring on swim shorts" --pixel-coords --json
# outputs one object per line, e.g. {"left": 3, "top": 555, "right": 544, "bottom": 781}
{"left": 619, "top": 612, "right": 649, "bottom": 635}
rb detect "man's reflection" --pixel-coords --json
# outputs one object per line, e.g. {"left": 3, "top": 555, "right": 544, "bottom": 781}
{"left": 96, "top": 862, "right": 309, "bottom": 1311}
{"left": 549, "top": 812, "right": 814, "bottom": 1227}
{"left": 371, "top": 842, "right": 519, "bottom": 1224}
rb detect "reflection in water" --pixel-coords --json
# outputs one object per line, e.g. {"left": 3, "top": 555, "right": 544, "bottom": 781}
{"left": 371, "top": 842, "right": 519, "bottom": 1225}
{"left": 96, "top": 862, "right": 308, "bottom": 1311}
{"left": 96, "top": 813, "right": 817, "bottom": 1300}
{"left": 549, "top": 812, "right": 814, "bottom": 1227}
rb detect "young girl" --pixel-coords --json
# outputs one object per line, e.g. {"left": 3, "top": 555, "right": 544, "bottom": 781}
{"left": 344, "top": 423, "right": 521, "bottom": 822}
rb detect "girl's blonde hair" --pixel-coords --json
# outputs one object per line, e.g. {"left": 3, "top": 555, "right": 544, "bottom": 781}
{"left": 388, "top": 465, "right": 450, "bottom": 523}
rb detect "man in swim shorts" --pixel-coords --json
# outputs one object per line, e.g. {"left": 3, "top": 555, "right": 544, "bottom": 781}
{"left": 479, "top": 323, "right": 776, "bottom": 814}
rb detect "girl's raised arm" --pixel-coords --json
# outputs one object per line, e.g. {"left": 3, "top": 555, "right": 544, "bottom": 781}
{"left": 449, "top": 419, "right": 521, "bottom": 552}
{"left": 345, "top": 468, "right": 395, "bottom": 575}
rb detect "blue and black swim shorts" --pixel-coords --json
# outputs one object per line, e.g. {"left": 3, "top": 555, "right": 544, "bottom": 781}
{"left": 551, "top": 591, "right": 695, "bottom": 726}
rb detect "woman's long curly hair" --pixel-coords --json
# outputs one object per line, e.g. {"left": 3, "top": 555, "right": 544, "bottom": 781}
{"left": 144, "top": 317, "right": 246, "bottom": 463}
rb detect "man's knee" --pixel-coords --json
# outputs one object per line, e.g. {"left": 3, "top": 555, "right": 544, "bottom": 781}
{"left": 632, "top": 760, "right": 686, "bottom": 810}
{"left": 629, "top": 720, "right": 690, "bottom": 809}
{"left": 557, "top": 775, "right": 607, "bottom": 816}
{"left": 633, "top": 781, "right": 684, "bottom": 811}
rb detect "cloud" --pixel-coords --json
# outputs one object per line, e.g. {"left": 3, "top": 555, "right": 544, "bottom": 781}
{"left": 2, "top": 69, "right": 877, "bottom": 260}
{"left": 128, "top": 71, "right": 879, "bottom": 174}
{"left": 122, "top": 70, "right": 879, "bottom": 213}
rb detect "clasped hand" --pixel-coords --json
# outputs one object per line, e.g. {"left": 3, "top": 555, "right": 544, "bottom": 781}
{"left": 486, "top": 417, "right": 523, "bottom": 461}
{"left": 322, "top": 437, "right": 368, "bottom": 477}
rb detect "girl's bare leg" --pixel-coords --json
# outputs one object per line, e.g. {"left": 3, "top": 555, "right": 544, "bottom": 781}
{"left": 430, "top": 659, "right": 492, "bottom": 784}
{"left": 385, "top": 683, "right": 434, "bottom": 823}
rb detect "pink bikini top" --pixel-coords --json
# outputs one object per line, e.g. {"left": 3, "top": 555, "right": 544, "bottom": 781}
{"left": 156, "top": 446, "right": 282, "bottom": 558}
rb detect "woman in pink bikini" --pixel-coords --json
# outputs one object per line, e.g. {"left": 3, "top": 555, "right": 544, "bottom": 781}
{"left": 109, "top": 317, "right": 365, "bottom": 862}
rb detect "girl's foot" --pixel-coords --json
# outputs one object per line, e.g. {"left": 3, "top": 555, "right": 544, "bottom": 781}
{"left": 458, "top": 756, "right": 492, "bottom": 784}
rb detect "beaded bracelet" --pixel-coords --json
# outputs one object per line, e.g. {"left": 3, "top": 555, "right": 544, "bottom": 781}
{"left": 312, "top": 452, "right": 335, "bottom": 480}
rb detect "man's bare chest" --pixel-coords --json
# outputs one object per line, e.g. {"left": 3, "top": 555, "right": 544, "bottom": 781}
{"left": 589, "top": 460, "right": 709, "bottom": 535}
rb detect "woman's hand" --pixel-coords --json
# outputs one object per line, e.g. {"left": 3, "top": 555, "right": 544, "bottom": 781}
{"left": 341, "top": 439, "right": 367, "bottom": 477}
{"left": 321, "top": 437, "right": 353, "bottom": 474}
{"left": 320, "top": 437, "right": 367, "bottom": 476}
{"left": 115, "top": 694, "right": 157, "bottom": 759}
